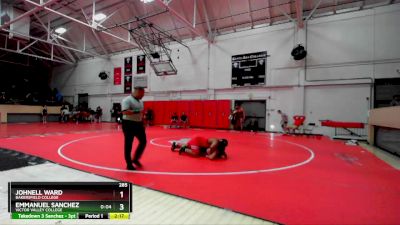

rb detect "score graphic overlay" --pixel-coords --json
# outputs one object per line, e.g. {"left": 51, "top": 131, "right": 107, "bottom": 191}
{"left": 8, "top": 182, "right": 131, "bottom": 220}
{"left": 232, "top": 51, "right": 268, "bottom": 87}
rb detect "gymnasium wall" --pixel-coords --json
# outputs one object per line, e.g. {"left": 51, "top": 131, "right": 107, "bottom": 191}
{"left": 51, "top": 4, "right": 400, "bottom": 136}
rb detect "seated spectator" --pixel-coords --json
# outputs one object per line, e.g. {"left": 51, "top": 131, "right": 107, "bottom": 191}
{"left": 170, "top": 112, "right": 179, "bottom": 128}
{"left": 180, "top": 112, "right": 189, "bottom": 128}
{"left": 79, "top": 110, "right": 90, "bottom": 122}
{"left": 286, "top": 115, "right": 306, "bottom": 134}
{"left": 71, "top": 106, "right": 80, "bottom": 123}
{"left": 390, "top": 94, "right": 400, "bottom": 106}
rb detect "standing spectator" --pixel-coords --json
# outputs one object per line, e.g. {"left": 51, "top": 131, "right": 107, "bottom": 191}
{"left": 88, "top": 108, "right": 96, "bottom": 123}
{"left": 233, "top": 104, "right": 245, "bottom": 130}
{"left": 42, "top": 105, "right": 48, "bottom": 124}
{"left": 249, "top": 114, "right": 259, "bottom": 132}
{"left": 95, "top": 106, "right": 103, "bottom": 123}
{"left": 60, "top": 105, "right": 69, "bottom": 122}
{"left": 111, "top": 104, "right": 123, "bottom": 123}
{"left": 121, "top": 87, "right": 146, "bottom": 170}
{"left": 0, "top": 92, "right": 6, "bottom": 104}
{"left": 229, "top": 110, "right": 236, "bottom": 129}
{"left": 277, "top": 110, "right": 288, "bottom": 133}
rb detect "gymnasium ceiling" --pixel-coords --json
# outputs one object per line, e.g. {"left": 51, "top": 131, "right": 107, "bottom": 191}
{"left": 0, "top": 0, "right": 399, "bottom": 66}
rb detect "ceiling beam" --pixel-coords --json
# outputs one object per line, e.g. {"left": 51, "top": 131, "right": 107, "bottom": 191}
{"left": 247, "top": 0, "right": 254, "bottom": 28}
{"left": 0, "top": 0, "right": 58, "bottom": 30}
{"left": 200, "top": 0, "right": 213, "bottom": 41}
{"left": 23, "top": 0, "right": 138, "bottom": 49}
{"left": 30, "top": 46, "right": 74, "bottom": 64}
{"left": 227, "top": 0, "right": 237, "bottom": 32}
{"left": 39, "top": 0, "right": 126, "bottom": 31}
{"left": 267, "top": 0, "right": 273, "bottom": 25}
{"left": 295, "top": 0, "right": 304, "bottom": 29}
{"left": 154, "top": 0, "right": 211, "bottom": 43}
{"left": 305, "top": 0, "right": 322, "bottom": 21}
{"left": 3, "top": 28, "right": 104, "bottom": 58}
{"left": 193, "top": 0, "right": 197, "bottom": 28}
{"left": 51, "top": 1, "right": 97, "bottom": 59}
{"left": 360, "top": 0, "right": 366, "bottom": 10}
{"left": 33, "top": 12, "right": 78, "bottom": 62}
{"left": 0, "top": 45, "right": 74, "bottom": 64}
{"left": 277, "top": 3, "right": 296, "bottom": 24}
{"left": 81, "top": 8, "right": 109, "bottom": 56}
{"left": 51, "top": 37, "right": 79, "bottom": 62}
{"left": 18, "top": 40, "right": 38, "bottom": 53}
{"left": 333, "top": 0, "right": 338, "bottom": 14}
{"left": 178, "top": 0, "right": 200, "bottom": 39}
{"left": 167, "top": 11, "right": 182, "bottom": 39}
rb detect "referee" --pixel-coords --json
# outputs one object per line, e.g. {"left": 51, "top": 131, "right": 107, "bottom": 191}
{"left": 121, "top": 87, "right": 146, "bottom": 170}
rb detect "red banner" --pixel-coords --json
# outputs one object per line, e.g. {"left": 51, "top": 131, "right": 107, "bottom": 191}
{"left": 124, "top": 75, "right": 132, "bottom": 93}
{"left": 137, "top": 55, "right": 145, "bottom": 74}
{"left": 114, "top": 67, "right": 121, "bottom": 85}
{"left": 124, "top": 57, "right": 132, "bottom": 75}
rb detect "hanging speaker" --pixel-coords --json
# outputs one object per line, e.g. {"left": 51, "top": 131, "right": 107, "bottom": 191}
{"left": 291, "top": 44, "right": 307, "bottom": 60}
{"left": 98, "top": 71, "right": 108, "bottom": 80}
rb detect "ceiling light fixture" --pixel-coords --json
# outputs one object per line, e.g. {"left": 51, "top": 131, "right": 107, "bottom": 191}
{"left": 55, "top": 27, "right": 66, "bottom": 34}
{"left": 94, "top": 13, "right": 106, "bottom": 21}
{"left": 141, "top": 0, "right": 154, "bottom": 3}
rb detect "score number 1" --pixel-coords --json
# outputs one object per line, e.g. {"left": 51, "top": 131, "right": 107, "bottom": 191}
{"left": 118, "top": 183, "right": 128, "bottom": 199}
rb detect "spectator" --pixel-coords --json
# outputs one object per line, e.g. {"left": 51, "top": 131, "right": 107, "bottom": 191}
{"left": 232, "top": 104, "right": 245, "bottom": 130}
{"left": 180, "top": 112, "right": 188, "bottom": 128}
{"left": 277, "top": 110, "right": 288, "bottom": 133}
{"left": 0, "top": 92, "right": 6, "bottom": 104}
{"left": 145, "top": 108, "right": 153, "bottom": 126}
{"left": 229, "top": 110, "right": 236, "bottom": 129}
{"left": 96, "top": 106, "right": 103, "bottom": 123}
{"left": 249, "top": 114, "right": 259, "bottom": 132}
{"left": 170, "top": 112, "right": 179, "bottom": 128}
{"left": 390, "top": 94, "right": 400, "bottom": 106}
{"left": 71, "top": 106, "right": 80, "bottom": 123}
{"left": 60, "top": 105, "right": 70, "bottom": 122}
{"left": 89, "top": 108, "right": 96, "bottom": 123}
{"left": 42, "top": 105, "right": 48, "bottom": 124}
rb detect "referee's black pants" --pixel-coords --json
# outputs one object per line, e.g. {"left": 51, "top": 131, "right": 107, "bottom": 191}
{"left": 122, "top": 120, "right": 147, "bottom": 166}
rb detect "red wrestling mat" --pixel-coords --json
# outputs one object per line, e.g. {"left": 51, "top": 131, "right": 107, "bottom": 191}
{"left": 1, "top": 124, "right": 400, "bottom": 225}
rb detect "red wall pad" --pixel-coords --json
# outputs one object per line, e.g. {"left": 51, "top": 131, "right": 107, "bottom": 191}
{"left": 1, "top": 124, "right": 399, "bottom": 225}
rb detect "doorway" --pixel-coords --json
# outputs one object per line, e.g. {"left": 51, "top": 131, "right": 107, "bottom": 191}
{"left": 234, "top": 100, "right": 266, "bottom": 131}
{"left": 78, "top": 93, "right": 88, "bottom": 110}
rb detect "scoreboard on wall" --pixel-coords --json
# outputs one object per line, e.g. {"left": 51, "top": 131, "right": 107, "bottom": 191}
{"left": 8, "top": 182, "right": 131, "bottom": 220}
{"left": 231, "top": 51, "right": 268, "bottom": 87}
